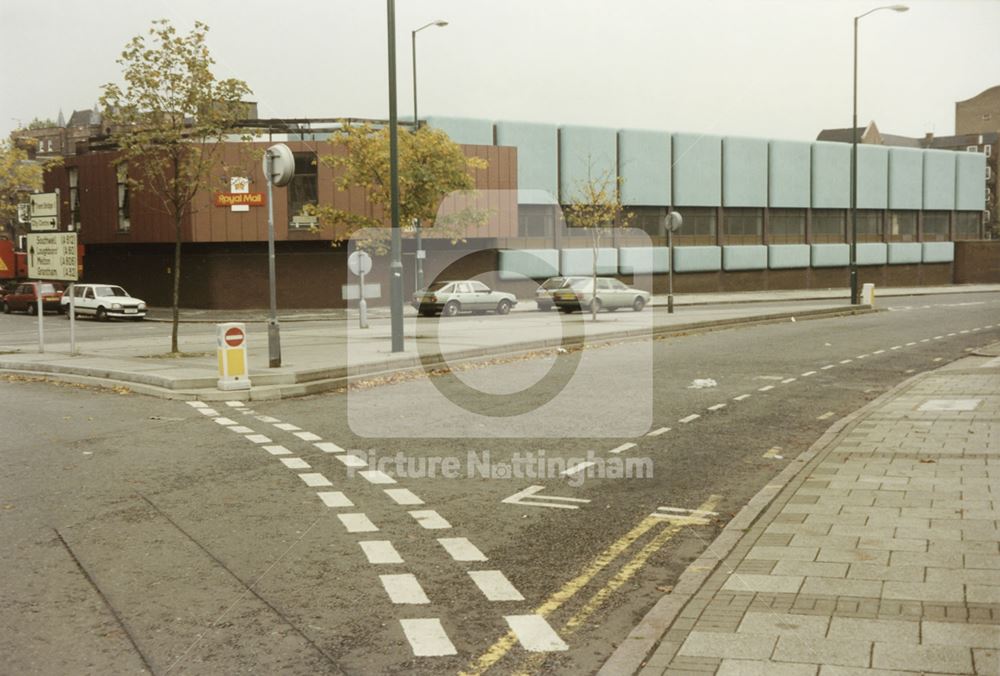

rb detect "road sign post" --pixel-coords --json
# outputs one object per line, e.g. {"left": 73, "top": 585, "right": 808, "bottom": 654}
{"left": 664, "top": 211, "right": 683, "bottom": 314}
{"left": 262, "top": 143, "right": 295, "bottom": 368}
{"left": 26, "top": 232, "right": 78, "bottom": 354}
{"left": 348, "top": 250, "right": 373, "bottom": 329}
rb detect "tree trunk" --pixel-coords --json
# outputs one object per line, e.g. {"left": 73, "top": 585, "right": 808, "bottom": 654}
{"left": 171, "top": 214, "right": 182, "bottom": 353}
{"left": 590, "top": 228, "right": 600, "bottom": 321}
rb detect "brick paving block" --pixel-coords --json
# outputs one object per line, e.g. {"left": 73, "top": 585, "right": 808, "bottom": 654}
{"left": 637, "top": 664, "right": 665, "bottom": 676}
{"left": 677, "top": 631, "right": 776, "bottom": 660}
{"left": 773, "top": 561, "right": 849, "bottom": 578}
{"left": 736, "top": 611, "right": 830, "bottom": 637}
{"left": 791, "top": 535, "right": 862, "bottom": 550}
{"left": 665, "top": 655, "right": 721, "bottom": 672}
{"left": 872, "top": 642, "right": 974, "bottom": 674}
{"left": 828, "top": 525, "right": 896, "bottom": 539}
{"left": 774, "top": 512, "right": 810, "bottom": 524}
{"left": 922, "top": 620, "right": 1000, "bottom": 649}
{"left": 757, "top": 533, "right": 796, "bottom": 546}
{"left": 858, "top": 537, "right": 928, "bottom": 553}
{"left": 894, "top": 525, "right": 962, "bottom": 541}
{"left": 827, "top": 617, "right": 919, "bottom": 644}
{"left": 747, "top": 546, "right": 819, "bottom": 561}
{"left": 818, "top": 548, "right": 890, "bottom": 565}
{"left": 722, "top": 574, "right": 803, "bottom": 594}
{"left": 847, "top": 563, "right": 926, "bottom": 582}
{"left": 926, "top": 568, "right": 1000, "bottom": 585}
{"left": 930, "top": 540, "right": 999, "bottom": 554}
{"left": 818, "top": 665, "right": 920, "bottom": 675}
{"left": 773, "top": 635, "right": 873, "bottom": 668}
{"left": 865, "top": 516, "right": 929, "bottom": 530}
{"left": 883, "top": 580, "right": 966, "bottom": 602}
{"left": 717, "top": 659, "right": 819, "bottom": 675}
{"left": 890, "top": 550, "right": 963, "bottom": 568}
{"left": 973, "top": 648, "right": 999, "bottom": 675}
{"left": 801, "top": 576, "right": 883, "bottom": 598}
{"left": 766, "top": 523, "right": 834, "bottom": 536}
{"left": 965, "top": 553, "right": 1000, "bottom": 569}
{"left": 966, "top": 584, "right": 1000, "bottom": 604}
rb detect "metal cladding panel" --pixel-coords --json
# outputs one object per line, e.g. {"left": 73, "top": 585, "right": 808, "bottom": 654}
{"left": 768, "top": 244, "right": 811, "bottom": 269}
{"left": 857, "top": 145, "right": 889, "bottom": 210}
{"left": 498, "top": 249, "right": 559, "bottom": 280}
{"left": 856, "top": 242, "right": 887, "bottom": 266}
{"left": 811, "top": 243, "right": 850, "bottom": 268}
{"left": 888, "top": 147, "right": 923, "bottom": 209}
{"left": 495, "top": 121, "right": 558, "bottom": 205}
{"left": 425, "top": 116, "right": 494, "bottom": 145}
{"left": 672, "top": 133, "right": 722, "bottom": 207}
{"left": 560, "top": 247, "right": 618, "bottom": 276}
{"left": 922, "top": 241, "right": 955, "bottom": 263}
{"left": 618, "top": 246, "right": 670, "bottom": 274}
{"left": 722, "top": 137, "right": 767, "bottom": 207}
{"left": 722, "top": 245, "right": 767, "bottom": 270}
{"left": 619, "top": 129, "right": 671, "bottom": 206}
{"left": 768, "top": 141, "right": 811, "bottom": 208}
{"left": 559, "top": 125, "right": 618, "bottom": 204}
{"left": 887, "top": 242, "right": 922, "bottom": 265}
{"left": 923, "top": 150, "right": 956, "bottom": 210}
{"left": 672, "top": 246, "right": 721, "bottom": 272}
{"left": 956, "top": 152, "right": 987, "bottom": 211}
{"left": 811, "top": 142, "right": 851, "bottom": 208}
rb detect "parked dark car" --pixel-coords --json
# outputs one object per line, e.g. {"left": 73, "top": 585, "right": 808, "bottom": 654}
{"left": 2, "top": 281, "right": 64, "bottom": 315}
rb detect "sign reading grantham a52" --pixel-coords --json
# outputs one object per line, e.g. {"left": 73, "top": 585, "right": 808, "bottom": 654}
{"left": 27, "top": 233, "right": 78, "bottom": 281}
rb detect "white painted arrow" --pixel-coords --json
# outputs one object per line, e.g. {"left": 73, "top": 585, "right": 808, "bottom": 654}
{"left": 502, "top": 485, "right": 591, "bottom": 510}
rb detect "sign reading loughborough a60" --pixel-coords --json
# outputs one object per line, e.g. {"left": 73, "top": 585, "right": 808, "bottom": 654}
{"left": 27, "top": 232, "right": 78, "bottom": 281}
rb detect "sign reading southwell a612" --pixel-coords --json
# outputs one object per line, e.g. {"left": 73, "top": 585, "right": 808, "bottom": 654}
{"left": 26, "top": 233, "right": 78, "bottom": 281}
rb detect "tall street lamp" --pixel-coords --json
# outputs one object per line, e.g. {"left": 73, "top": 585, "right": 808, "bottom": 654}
{"left": 387, "top": 0, "right": 404, "bottom": 352}
{"left": 411, "top": 19, "right": 447, "bottom": 292}
{"left": 851, "top": 3, "right": 908, "bottom": 304}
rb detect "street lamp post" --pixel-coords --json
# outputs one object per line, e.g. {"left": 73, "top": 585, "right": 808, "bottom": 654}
{"left": 851, "top": 4, "right": 908, "bottom": 305}
{"left": 387, "top": 0, "right": 404, "bottom": 352}
{"left": 411, "top": 19, "right": 447, "bottom": 293}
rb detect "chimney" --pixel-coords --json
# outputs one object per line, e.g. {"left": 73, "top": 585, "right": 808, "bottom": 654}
{"left": 923, "top": 132, "right": 934, "bottom": 148}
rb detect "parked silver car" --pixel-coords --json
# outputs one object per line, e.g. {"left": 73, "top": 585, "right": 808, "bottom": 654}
{"left": 412, "top": 280, "right": 517, "bottom": 317}
{"left": 552, "top": 277, "right": 651, "bottom": 313}
{"left": 534, "top": 276, "right": 588, "bottom": 311}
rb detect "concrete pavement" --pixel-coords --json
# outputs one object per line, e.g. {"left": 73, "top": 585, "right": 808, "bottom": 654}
{"left": 601, "top": 341, "right": 1000, "bottom": 676}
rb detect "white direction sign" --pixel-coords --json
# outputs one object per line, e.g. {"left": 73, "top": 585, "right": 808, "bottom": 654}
{"left": 29, "top": 192, "right": 59, "bottom": 232}
{"left": 27, "top": 233, "right": 78, "bottom": 281}
{"left": 502, "top": 485, "right": 591, "bottom": 510}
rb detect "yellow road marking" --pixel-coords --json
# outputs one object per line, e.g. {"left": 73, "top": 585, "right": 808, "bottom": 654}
{"left": 462, "top": 496, "right": 721, "bottom": 675}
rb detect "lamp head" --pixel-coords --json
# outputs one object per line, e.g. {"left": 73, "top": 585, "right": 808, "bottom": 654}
{"left": 434, "top": 20, "right": 449, "bottom": 27}
{"left": 889, "top": 4, "right": 909, "bottom": 11}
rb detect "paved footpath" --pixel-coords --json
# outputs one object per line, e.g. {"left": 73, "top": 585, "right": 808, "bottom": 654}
{"left": 602, "top": 342, "right": 1000, "bottom": 676}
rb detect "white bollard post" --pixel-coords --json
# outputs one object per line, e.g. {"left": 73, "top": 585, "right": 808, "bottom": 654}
{"left": 217, "top": 322, "right": 252, "bottom": 391}
{"left": 861, "top": 282, "right": 876, "bottom": 306}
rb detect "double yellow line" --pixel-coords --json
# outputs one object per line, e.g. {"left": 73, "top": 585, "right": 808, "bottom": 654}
{"left": 461, "top": 495, "right": 721, "bottom": 676}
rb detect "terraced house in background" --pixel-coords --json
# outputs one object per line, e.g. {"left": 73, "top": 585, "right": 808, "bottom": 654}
{"left": 26, "top": 112, "right": 998, "bottom": 309}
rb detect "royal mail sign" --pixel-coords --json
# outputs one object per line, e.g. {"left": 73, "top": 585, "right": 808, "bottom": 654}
{"left": 214, "top": 192, "right": 266, "bottom": 207}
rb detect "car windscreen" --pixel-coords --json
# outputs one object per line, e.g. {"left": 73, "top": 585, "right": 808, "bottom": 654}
{"left": 540, "top": 278, "right": 566, "bottom": 290}
{"left": 426, "top": 282, "right": 451, "bottom": 292}
{"left": 39, "top": 283, "right": 57, "bottom": 294}
{"left": 569, "top": 279, "right": 593, "bottom": 290}
{"left": 95, "top": 286, "right": 128, "bottom": 297}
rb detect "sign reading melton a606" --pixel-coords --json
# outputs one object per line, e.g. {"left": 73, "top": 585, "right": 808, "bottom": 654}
{"left": 26, "top": 233, "right": 78, "bottom": 281}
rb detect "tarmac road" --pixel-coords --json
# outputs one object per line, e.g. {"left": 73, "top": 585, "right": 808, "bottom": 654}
{"left": 1, "top": 292, "right": 998, "bottom": 675}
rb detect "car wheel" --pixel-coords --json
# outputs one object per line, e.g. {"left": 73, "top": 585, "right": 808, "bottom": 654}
{"left": 632, "top": 296, "right": 646, "bottom": 312}
{"left": 589, "top": 298, "right": 602, "bottom": 314}
{"left": 496, "top": 299, "right": 512, "bottom": 315}
{"left": 96, "top": 306, "right": 108, "bottom": 322}
{"left": 27, "top": 303, "right": 37, "bottom": 316}
{"left": 443, "top": 300, "right": 460, "bottom": 317}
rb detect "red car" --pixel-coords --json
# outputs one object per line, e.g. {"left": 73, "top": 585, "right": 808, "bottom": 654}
{"left": 2, "top": 281, "right": 64, "bottom": 315}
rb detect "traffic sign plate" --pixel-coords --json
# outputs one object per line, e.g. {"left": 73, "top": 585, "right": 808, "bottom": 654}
{"left": 224, "top": 327, "right": 245, "bottom": 347}
{"left": 26, "top": 232, "right": 78, "bottom": 281}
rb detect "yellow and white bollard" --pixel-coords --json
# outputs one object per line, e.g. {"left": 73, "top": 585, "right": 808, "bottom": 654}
{"left": 861, "top": 283, "right": 876, "bottom": 306}
{"left": 217, "top": 322, "right": 251, "bottom": 391}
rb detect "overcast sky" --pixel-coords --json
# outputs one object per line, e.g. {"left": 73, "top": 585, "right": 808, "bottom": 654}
{"left": 2, "top": 0, "right": 998, "bottom": 143}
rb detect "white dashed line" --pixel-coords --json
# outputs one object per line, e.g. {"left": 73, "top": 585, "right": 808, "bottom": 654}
{"left": 437, "top": 537, "right": 487, "bottom": 562}
{"left": 299, "top": 473, "right": 333, "bottom": 487}
{"left": 873, "top": 350, "right": 886, "bottom": 354}
{"left": 647, "top": 427, "right": 671, "bottom": 437}
{"left": 359, "top": 470, "right": 396, "bottom": 485}
{"left": 293, "top": 432, "right": 322, "bottom": 442}
{"left": 733, "top": 394, "right": 752, "bottom": 400}
{"left": 905, "top": 369, "right": 916, "bottom": 374}
{"left": 213, "top": 417, "right": 238, "bottom": 426}
{"left": 360, "top": 540, "right": 403, "bottom": 565}
{"left": 610, "top": 443, "right": 637, "bottom": 454}
{"left": 920, "top": 338, "right": 930, "bottom": 343}
{"left": 562, "top": 461, "right": 596, "bottom": 476}
{"left": 780, "top": 378, "right": 796, "bottom": 384}
{"left": 856, "top": 354, "right": 868, "bottom": 359}
{"left": 314, "top": 442, "right": 345, "bottom": 453}
{"left": 338, "top": 513, "right": 378, "bottom": 533}
{"left": 229, "top": 426, "right": 255, "bottom": 434}
{"left": 255, "top": 415, "right": 280, "bottom": 423}
{"left": 972, "top": 328, "right": 981, "bottom": 332}
{"left": 385, "top": 488, "right": 424, "bottom": 505}
{"left": 947, "top": 333, "right": 957, "bottom": 337}
{"left": 933, "top": 336, "right": 943, "bottom": 340}
{"left": 399, "top": 619, "right": 457, "bottom": 657}
{"left": 757, "top": 385, "right": 775, "bottom": 392}
{"left": 890, "top": 346, "right": 902, "bottom": 350}
{"left": 317, "top": 491, "right": 353, "bottom": 508}
{"left": 263, "top": 445, "right": 291, "bottom": 455}
{"left": 707, "top": 403, "right": 727, "bottom": 411}
{"left": 280, "top": 457, "right": 310, "bottom": 469}
{"left": 198, "top": 408, "right": 219, "bottom": 416}
{"left": 468, "top": 570, "right": 524, "bottom": 601}
{"left": 762, "top": 447, "right": 784, "bottom": 459}
{"left": 800, "top": 372, "right": 816, "bottom": 377}
{"left": 409, "top": 510, "right": 451, "bottom": 530}
{"left": 380, "top": 574, "right": 430, "bottom": 604}
{"left": 245, "top": 434, "right": 272, "bottom": 444}
{"left": 225, "top": 401, "right": 245, "bottom": 408}
{"left": 960, "top": 330, "right": 970, "bottom": 334}
{"left": 839, "top": 359, "right": 853, "bottom": 364}
{"left": 817, "top": 411, "right": 835, "bottom": 420}
{"left": 337, "top": 455, "right": 368, "bottom": 468}
{"left": 906, "top": 342, "right": 917, "bottom": 346}
{"left": 933, "top": 357, "right": 944, "bottom": 362}
{"left": 273, "top": 423, "right": 301, "bottom": 431}
{"left": 821, "top": 365, "right": 835, "bottom": 370}
{"left": 505, "top": 615, "right": 568, "bottom": 652}
{"left": 187, "top": 401, "right": 208, "bottom": 408}
{"left": 679, "top": 414, "right": 701, "bottom": 423}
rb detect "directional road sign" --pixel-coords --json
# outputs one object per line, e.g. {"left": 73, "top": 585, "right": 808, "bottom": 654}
{"left": 26, "top": 232, "right": 78, "bottom": 281}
